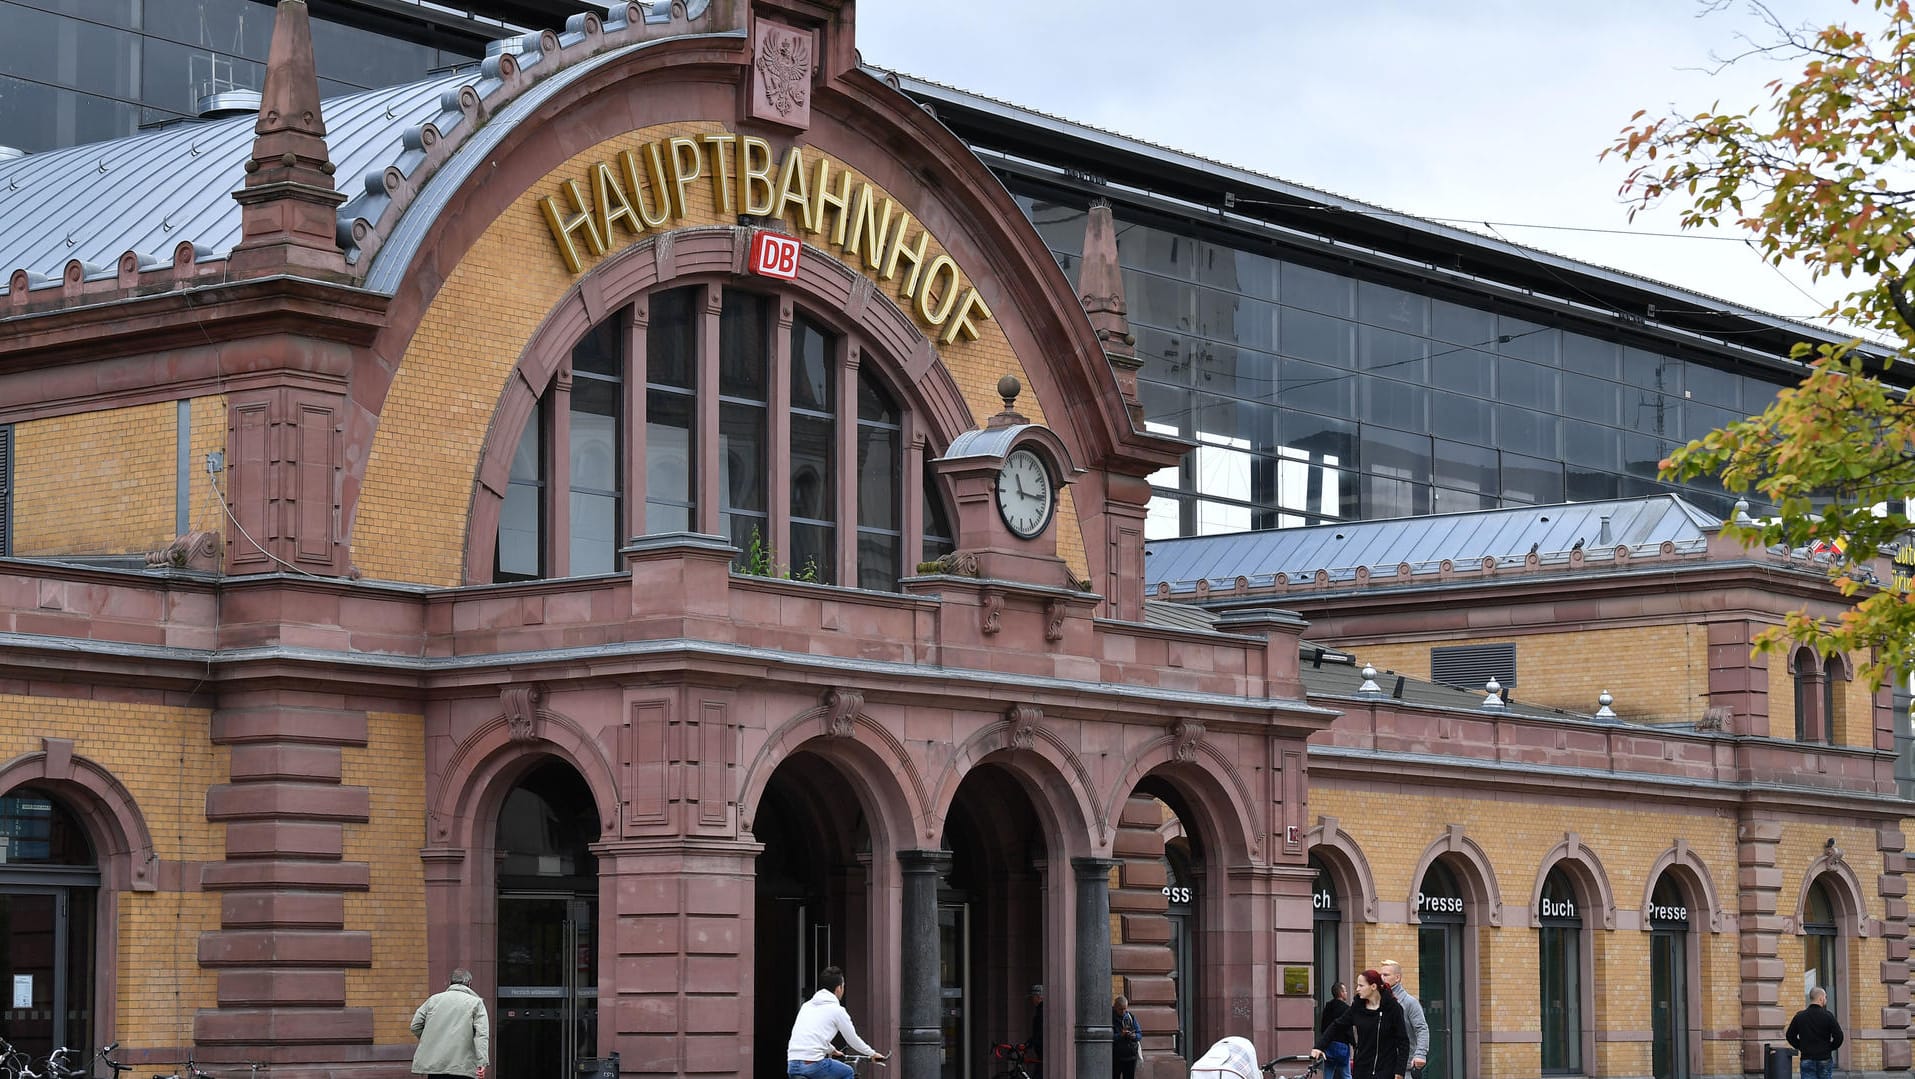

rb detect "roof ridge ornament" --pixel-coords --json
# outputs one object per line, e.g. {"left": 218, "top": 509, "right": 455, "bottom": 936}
{"left": 229, "top": 0, "right": 347, "bottom": 279}
{"left": 1079, "top": 199, "right": 1144, "bottom": 422}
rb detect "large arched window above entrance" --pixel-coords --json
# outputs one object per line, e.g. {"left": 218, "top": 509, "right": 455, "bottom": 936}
{"left": 1802, "top": 876, "right": 1844, "bottom": 1020}
{"left": 493, "top": 283, "right": 956, "bottom": 587}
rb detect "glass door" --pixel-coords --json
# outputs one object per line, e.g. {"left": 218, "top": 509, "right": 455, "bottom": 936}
{"left": 1, "top": 886, "right": 96, "bottom": 1060}
{"left": 1650, "top": 929, "right": 1688, "bottom": 1079}
{"left": 1417, "top": 923, "right": 1463, "bottom": 1079}
{"left": 497, "top": 894, "right": 598, "bottom": 1079}
{"left": 937, "top": 903, "right": 969, "bottom": 1079}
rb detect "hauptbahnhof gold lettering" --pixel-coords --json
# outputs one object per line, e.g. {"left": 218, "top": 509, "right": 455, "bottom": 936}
{"left": 540, "top": 132, "right": 992, "bottom": 346}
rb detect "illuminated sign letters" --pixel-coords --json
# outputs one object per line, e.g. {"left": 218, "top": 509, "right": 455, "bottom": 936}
{"left": 539, "top": 129, "right": 993, "bottom": 345}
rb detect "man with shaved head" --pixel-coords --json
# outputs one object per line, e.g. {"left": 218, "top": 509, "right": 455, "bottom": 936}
{"left": 1376, "top": 960, "right": 1427, "bottom": 1076}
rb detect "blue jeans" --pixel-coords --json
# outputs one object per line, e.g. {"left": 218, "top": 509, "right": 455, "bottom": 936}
{"left": 1799, "top": 1059, "right": 1832, "bottom": 1079}
{"left": 1322, "top": 1046, "right": 1351, "bottom": 1079}
{"left": 788, "top": 1059, "right": 853, "bottom": 1079}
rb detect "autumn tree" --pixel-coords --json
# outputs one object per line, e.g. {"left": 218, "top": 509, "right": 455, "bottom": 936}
{"left": 1610, "top": 0, "right": 1915, "bottom": 685}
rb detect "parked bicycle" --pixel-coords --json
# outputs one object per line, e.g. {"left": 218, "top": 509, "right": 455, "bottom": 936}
{"left": 989, "top": 1041, "right": 1039, "bottom": 1079}
{"left": 1258, "top": 1056, "right": 1322, "bottom": 1079}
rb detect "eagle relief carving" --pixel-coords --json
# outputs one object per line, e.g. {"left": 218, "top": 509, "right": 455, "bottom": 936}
{"left": 751, "top": 23, "right": 814, "bottom": 127}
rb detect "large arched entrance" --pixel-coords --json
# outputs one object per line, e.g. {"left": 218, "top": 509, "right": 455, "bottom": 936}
{"left": 0, "top": 788, "right": 97, "bottom": 1060}
{"left": 944, "top": 763, "right": 1050, "bottom": 1079}
{"left": 494, "top": 759, "right": 602, "bottom": 1079}
{"left": 752, "top": 752, "right": 881, "bottom": 1079}
{"left": 1110, "top": 781, "right": 1212, "bottom": 1068}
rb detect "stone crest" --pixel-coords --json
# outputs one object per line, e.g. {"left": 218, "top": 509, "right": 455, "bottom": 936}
{"left": 750, "top": 22, "right": 814, "bottom": 128}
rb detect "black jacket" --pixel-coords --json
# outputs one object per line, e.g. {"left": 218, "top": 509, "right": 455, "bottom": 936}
{"left": 1785, "top": 1003, "right": 1844, "bottom": 1061}
{"left": 1318, "top": 998, "right": 1354, "bottom": 1047}
{"left": 1317, "top": 996, "right": 1409, "bottom": 1079}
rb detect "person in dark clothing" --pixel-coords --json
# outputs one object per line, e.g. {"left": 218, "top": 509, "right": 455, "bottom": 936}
{"left": 1310, "top": 970, "right": 1408, "bottom": 1079}
{"left": 1111, "top": 994, "right": 1141, "bottom": 1079}
{"left": 1026, "top": 984, "right": 1044, "bottom": 1079}
{"left": 1786, "top": 987, "right": 1844, "bottom": 1079}
{"left": 1317, "top": 982, "right": 1353, "bottom": 1079}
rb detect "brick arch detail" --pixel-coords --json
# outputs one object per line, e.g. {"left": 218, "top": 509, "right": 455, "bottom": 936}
{"left": 927, "top": 717, "right": 1102, "bottom": 860}
{"left": 1102, "top": 737, "right": 1258, "bottom": 867}
{"left": 1406, "top": 824, "right": 1503, "bottom": 927}
{"left": 460, "top": 226, "right": 975, "bottom": 584}
{"left": 1530, "top": 831, "right": 1618, "bottom": 930}
{"left": 1307, "top": 816, "right": 1378, "bottom": 923}
{"left": 0, "top": 747, "right": 156, "bottom": 893}
{"left": 1642, "top": 841, "right": 1730, "bottom": 933}
{"left": 736, "top": 700, "right": 929, "bottom": 853}
{"left": 1789, "top": 851, "right": 1873, "bottom": 938}
{"left": 428, "top": 706, "right": 622, "bottom": 850}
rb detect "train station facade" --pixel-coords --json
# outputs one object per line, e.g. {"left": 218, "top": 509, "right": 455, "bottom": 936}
{"left": 0, "top": 3, "right": 1909, "bottom": 1079}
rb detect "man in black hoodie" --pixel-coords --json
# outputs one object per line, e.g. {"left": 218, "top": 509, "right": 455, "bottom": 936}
{"left": 1785, "top": 987, "right": 1843, "bottom": 1079}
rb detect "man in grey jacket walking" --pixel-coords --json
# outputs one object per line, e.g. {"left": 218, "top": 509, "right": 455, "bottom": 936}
{"left": 1378, "top": 960, "right": 1429, "bottom": 1075}
{"left": 411, "top": 969, "right": 490, "bottom": 1079}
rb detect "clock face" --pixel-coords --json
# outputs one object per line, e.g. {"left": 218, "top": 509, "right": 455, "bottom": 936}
{"left": 995, "top": 448, "right": 1055, "bottom": 539}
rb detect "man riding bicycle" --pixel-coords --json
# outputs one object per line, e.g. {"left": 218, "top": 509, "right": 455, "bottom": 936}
{"left": 785, "top": 966, "right": 887, "bottom": 1079}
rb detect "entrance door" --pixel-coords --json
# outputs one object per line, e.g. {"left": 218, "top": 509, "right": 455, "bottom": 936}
{"left": 1650, "top": 929, "right": 1689, "bottom": 1079}
{"left": 1417, "top": 923, "right": 1463, "bottom": 1079}
{"left": 938, "top": 902, "right": 970, "bottom": 1079}
{"left": 0, "top": 792, "right": 98, "bottom": 1061}
{"left": 497, "top": 894, "right": 598, "bottom": 1079}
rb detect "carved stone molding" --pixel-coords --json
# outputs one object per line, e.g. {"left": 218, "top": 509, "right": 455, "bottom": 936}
{"left": 1006, "top": 703, "right": 1043, "bottom": 750}
{"left": 749, "top": 20, "right": 814, "bottom": 127}
{"left": 1171, "top": 718, "right": 1204, "bottom": 762}
{"left": 501, "top": 684, "right": 542, "bottom": 742}
{"left": 823, "top": 688, "right": 864, "bottom": 738}
{"left": 981, "top": 588, "right": 1004, "bottom": 635}
{"left": 1043, "top": 598, "right": 1066, "bottom": 642}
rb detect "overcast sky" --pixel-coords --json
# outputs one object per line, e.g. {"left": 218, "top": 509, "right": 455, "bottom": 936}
{"left": 857, "top": 0, "right": 1866, "bottom": 332}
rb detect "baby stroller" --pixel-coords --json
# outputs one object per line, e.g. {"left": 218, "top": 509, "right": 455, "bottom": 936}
{"left": 1187, "top": 1037, "right": 1320, "bottom": 1079}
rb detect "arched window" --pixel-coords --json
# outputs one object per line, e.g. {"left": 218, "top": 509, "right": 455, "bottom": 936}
{"left": 494, "top": 283, "right": 951, "bottom": 587}
{"left": 1648, "top": 873, "right": 1694, "bottom": 1079}
{"left": 0, "top": 789, "right": 98, "bottom": 1059}
{"left": 1416, "top": 859, "right": 1467, "bottom": 1079}
{"left": 1803, "top": 877, "right": 1841, "bottom": 1021}
{"left": 1310, "top": 853, "right": 1342, "bottom": 1012}
{"left": 1791, "top": 649, "right": 1841, "bottom": 744}
{"left": 1538, "top": 868, "right": 1583, "bottom": 1074}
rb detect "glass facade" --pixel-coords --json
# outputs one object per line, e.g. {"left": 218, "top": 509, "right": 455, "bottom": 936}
{"left": 1008, "top": 182, "right": 1792, "bottom": 539}
{"left": 0, "top": 0, "right": 485, "bottom": 153}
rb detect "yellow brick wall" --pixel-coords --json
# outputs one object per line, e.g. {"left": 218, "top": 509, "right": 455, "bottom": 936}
{"left": 188, "top": 395, "right": 229, "bottom": 538}
{"left": 0, "top": 693, "right": 227, "bottom": 1044}
{"left": 13, "top": 401, "right": 177, "bottom": 556}
{"left": 354, "top": 121, "right": 1088, "bottom": 585}
{"left": 342, "top": 711, "right": 430, "bottom": 1043}
{"left": 1310, "top": 785, "right": 1907, "bottom": 1075}
{"left": 1349, "top": 625, "right": 1710, "bottom": 722}
{"left": 1764, "top": 647, "right": 1876, "bottom": 747}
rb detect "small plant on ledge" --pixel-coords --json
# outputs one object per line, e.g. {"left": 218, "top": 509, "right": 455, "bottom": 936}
{"left": 734, "top": 527, "right": 820, "bottom": 583}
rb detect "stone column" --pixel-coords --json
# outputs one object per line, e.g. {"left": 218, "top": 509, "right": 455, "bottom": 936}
{"left": 1736, "top": 819, "right": 1785, "bottom": 1073}
{"left": 1878, "top": 825, "right": 1911, "bottom": 1070}
{"left": 898, "top": 850, "right": 950, "bottom": 1079}
{"left": 1074, "top": 858, "right": 1118, "bottom": 1079}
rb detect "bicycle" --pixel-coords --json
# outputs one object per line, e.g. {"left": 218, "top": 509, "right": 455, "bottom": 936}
{"left": 14, "top": 1047, "right": 89, "bottom": 1079}
{"left": 0, "top": 1039, "right": 30, "bottom": 1079}
{"left": 836, "top": 1051, "right": 886, "bottom": 1076}
{"left": 989, "top": 1041, "right": 1039, "bottom": 1079}
{"left": 1258, "top": 1056, "right": 1322, "bottom": 1079}
{"left": 97, "top": 1045, "right": 133, "bottom": 1079}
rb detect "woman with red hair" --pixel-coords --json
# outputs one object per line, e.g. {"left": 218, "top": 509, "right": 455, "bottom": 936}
{"left": 1310, "top": 970, "right": 1408, "bottom": 1079}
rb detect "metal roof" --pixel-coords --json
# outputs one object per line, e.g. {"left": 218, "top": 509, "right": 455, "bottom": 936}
{"left": 1143, "top": 494, "right": 1721, "bottom": 594}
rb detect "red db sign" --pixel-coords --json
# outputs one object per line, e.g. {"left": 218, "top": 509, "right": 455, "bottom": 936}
{"left": 749, "top": 231, "right": 801, "bottom": 280}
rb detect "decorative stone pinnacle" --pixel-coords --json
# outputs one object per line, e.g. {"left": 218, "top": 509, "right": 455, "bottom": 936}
{"left": 998, "top": 374, "right": 1021, "bottom": 411}
{"left": 1482, "top": 677, "right": 1506, "bottom": 711}
{"left": 1357, "top": 664, "right": 1382, "bottom": 696}
{"left": 1595, "top": 690, "right": 1616, "bottom": 719}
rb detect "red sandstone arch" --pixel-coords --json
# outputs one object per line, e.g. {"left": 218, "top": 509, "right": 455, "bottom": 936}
{"left": 349, "top": 33, "right": 1182, "bottom": 589}
{"left": 1641, "top": 841, "right": 1728, "bottom": 933}
{"left": 461, "top": 229, "right": 975, "bottom": 583}
{"left": 1790, "top": 849, "right": 1872, "bottom": 938}
{"left": 927, "top": 715, "right": 1100, "bottom": 860}
{"left": 1529, "top": 831, "right": 1617, "bottom": 930}
{"left": 1406, "top": 824, "right": 1504, "bottom": 928}
{"left": 737, "top": 695, "right": 928, "bottom": 853}
{"left": 427, "top": 704, "right": 621, "bottom": 850}
{"left": 1307, "top": 816, "right": 1379, "bottom": 923}
{"left": 1102, "top": 735, "right": 1258, "bottom": 867}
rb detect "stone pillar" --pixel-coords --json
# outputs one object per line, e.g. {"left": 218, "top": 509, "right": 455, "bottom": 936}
{"left": 198, "top": 697, "right": 373, "bottom": 1063}
{"left": 598, "top": 837, "right": 761, "bottom": 1079}
{"left": 898, "top": 850, "right": 951, "bottom": 1079}
{"left": 1074, "top": 858, "right": 1118, "bottom": 1079}
{"left": 1110, "top": 797, "right": 1175, "bottom": 1060}
{"left": 1736, "top": 818, "right": 1785, "bottom": 1073}
{"left": 1878, "top": 826, "right": 1911, "bottom": 1070}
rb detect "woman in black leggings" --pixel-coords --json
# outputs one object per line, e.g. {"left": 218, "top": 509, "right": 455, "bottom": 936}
{"left": 1311, "top": 969, "right": 1409, "bottom": 1079}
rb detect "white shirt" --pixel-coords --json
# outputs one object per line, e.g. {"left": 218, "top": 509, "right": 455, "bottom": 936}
{"left": 786, "top": 988, "right": 878, "bottom": 1061}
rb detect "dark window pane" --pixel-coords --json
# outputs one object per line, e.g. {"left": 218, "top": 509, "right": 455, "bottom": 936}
{"left": 1198, "top": 242, "right": 1279, "bottom": 300}
{"left": 1139, "top": 379, "right": 1190, "bottom": 435}
{"left": 1503, "top": 451, "right": 1565, "bottom": 505}
{"left": 1280, "top": 307, "right": 1353, "bottom": 368}
{"left": 496, "top": 413, "right": 543, "bottom": 580}
{"left": 142, "top": 35, "right": 262, "bottom": 118}
{"left": 1433, "top": 486, "right": 1495, "bottom": 513}
{"left": 1194, "top": 496, "right": 1254, "bottom": 535}
{"left": 1622, "top": 391, "right": 1683, "bottom": 440}
{"left": 1434, "top": 439, "right": 1497, "bottom": 495}
{"left": 1013, "top": 191, "right": 1087, "bottom": 262}
{"left": 726, "top": 510, "right": 769, "bottom": 570}
{"left": 858, "top": 424, "right": 899, "bottom": 530}
{"left": 0, "top": 6, "right": 137, "bottom": 96}
{"left": 1496, "top": 405, "right": 1557, "bottom": 458}
{"left": 12, "top": 0, "right": 135, "bottom": 26}
{"left": 1357, "top": 281, "right": 1427, "bottom": 333}
{"left": 791, "top": 415, "right": 833, "bottom": 521}
{"left": 1429, "top": 347, "right": 1493, "bottom": 396}
{"left": 1621, "top": 432, "right": 1672, "bottom": 478}
{"left": 572, "top": 317, "right": 621, "bottom": 379}
{"left": 858, "top": 529, "right": 902, "bottom": 590}
{"left": 1123, "top": 268, "right": 1195, "bottom": 331}
{"left": 1198, "top": 288, "right": 1277, "bottom": 352}
{"left": 858, "top": 369, "right": 899, "bottom": 424}
{"left": 922, "top": 470, "right": 955, "bottom": 562}
{"left": 1191, "top": 393, "right": 1273, "bottom": 454}
{"left": 647, "top": 288, "right": 696, "bottom": 390}
{"left": 1359, "top": 326, "right": 1425, "bottom": 380}
{"left": 1431, "top": 300, "right": 1495, "bottom": 347}
{"left": 1562, "top": 420, "right": 1620, "bottom": 470}
{"left": 719, "top": 402, "right": 766, "bottom": 513}
{"left": 1119, "top": 221, "right": 1198, "bottom": 281}
{"left": 790, "top": 315, "right": 833, "bottom": 412}
{"left": 569, "top": 379, "right": 619, "bottom": 491}
{"left": 1427, "top": 391, "right": 1492, "bottom": 443}
{"left": 1277, "top": 410, "right": 1357, "bottom": 462}
{"left": 1561, "top": 372, "right": 1619, "bottom": 425}
{"left": 1192, "top": 340, "right": 1253, "bottom": 400}
{"left": 719, "top": 290, "right": 769, "bottom": 400}
{"left": 1566, "top": 468, "right": 1620, "bottom": 502}
{"left": 1563, "top": 332, "right": 1621, "bottom": 378}
{"left": 1277, "top": 356, "right": 1354, "bottom": 416}
{"left": 644, "top": 390, "right": 693, "bottom": 531}
{"left": 791, "top": 522, "right": 833, "bottom": 584}
{"left": 309, "top": 14, "right": 436, "bottom": 90}
{"left": 1364, "top": 427, "right": 1433, "bottom": 485}
{"left": 1361, "top": 377, "right": 1425, "bottom": 430}
{"left": 1623, "top": 346, "right": 1682, "bottom": 396}
{"left": 0, "top": 75, "right": 140, "bottom": 153}
{"left": 144, "top": 0, "right": 273, "bottom": 57}
{"left": 1498, "top": 358, "right": 1558, "bottom": 410}
{"left": 1281, "top": 262, "right": 1353, "bottom": 317}
{"left": 1685, "top": 361, "right": 1741, "bottom": 410}
{"left": 569, "top": 492, "right": 617, "bottom": 575}
{"left": 1499, "top": 316, "right": 1559, "bottom": 365}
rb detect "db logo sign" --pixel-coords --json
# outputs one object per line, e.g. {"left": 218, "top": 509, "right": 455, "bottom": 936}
{"left": 749, "top": 231, "right": 801, "bottom": 280}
